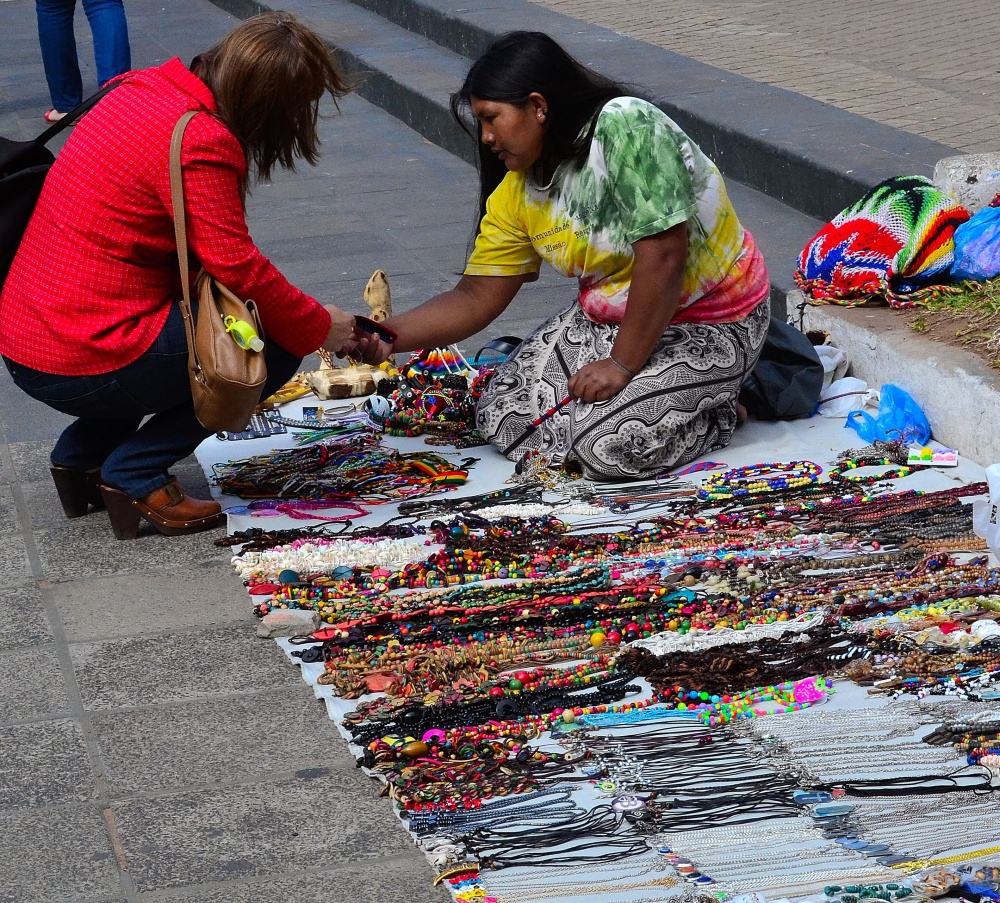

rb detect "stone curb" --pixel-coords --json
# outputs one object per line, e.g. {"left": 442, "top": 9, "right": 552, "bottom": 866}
{"left": 208, "top": 0, "right": 959, "bottom": 224}
{"left": 335, "top": 0, "right": 958, "bottom": 223}
{"left": 795, "top": 293, "right": 1000, "bottom": 466}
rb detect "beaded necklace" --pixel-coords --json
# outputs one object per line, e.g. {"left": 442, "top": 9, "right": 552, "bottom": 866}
{"left": 698, "top": 461, "right": 823, "bottom": 501}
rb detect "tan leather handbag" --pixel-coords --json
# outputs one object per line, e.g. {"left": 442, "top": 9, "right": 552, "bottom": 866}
{"left": 168, "top": 111, "right": 267, "bottom": 432}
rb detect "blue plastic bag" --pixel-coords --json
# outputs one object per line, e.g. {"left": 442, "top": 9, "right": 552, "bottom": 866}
{"left": 951, "top": 205, "right": 1000, "bottom": 281}
{"left": 845, "top": 384, "right": 931, "bottom": 445}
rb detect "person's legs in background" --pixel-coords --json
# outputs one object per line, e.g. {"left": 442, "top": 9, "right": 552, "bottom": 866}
{"left": 80, "top": 0, "right": 130, "bottom": 87}
{"left": 35, "top": 0, "right": 130, "bottom": 117}
{"left": 35, "top": 0, "right": 82, "bottom": 114}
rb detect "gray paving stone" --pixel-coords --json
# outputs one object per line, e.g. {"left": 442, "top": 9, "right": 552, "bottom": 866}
{"left": 278, "top": 246, "right": 453, "bottom": 286}
{"left": 391, "top": 221, "right": 482, "bottom": 251}
{"left": 0, "top": 804, "right": 123, "bottom": 903}
{"left": 261, "top": 229, "right": 399, "bottom": 262}
{"left": 9, "top": 440, "right": 64, "bottom": 485}
{"left": 250, "top": 199, "right": 368, "bottom": 230}
{"left": 0, "top": 532, "right": 33, "bottom": 587}
{"left": 0, "top": 582, "right": 54, "bottom": 650}
{"left": 114, "top": 775, "right": 413, "bottom": 893}
{"left": 0, "top": 380, "right": 72, "bottom": 445}
{"left": 33, "top": 520, "right": 228, "bottom": 583}
{"left": 0, "top": 645, "right": 72, "bottom": 725}
{"left": 92, "top": 690, "right": 351, "bottom": 794}
{"left": 20, "top": 479, "right": 95, "bottom": 531}
{"left": 0, "top": 719, "right": 95, "bottom": 808}
{"left": 135, "top": 856, "right": 448, "bottom": 902}
{"left": 0, "top": 482, "right": 21, "bottom": 533}
{"left": 52, "top": 565, "right": 246, "bottom": 643}
{"left": 367, "top": 202, "right": 476, "bottom": 230}
{"left": 171, "top": 453, "right": 216, "bottom": 498}
{"left": 70, "top": 627, "right": 300, "bottom": 710}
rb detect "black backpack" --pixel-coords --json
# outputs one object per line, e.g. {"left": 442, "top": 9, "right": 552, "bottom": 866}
{"left": 738, "top": 317, "right": 825, "bottom": 420}
{"left": 0, "top": 83, "right": 118, "bottom": 286}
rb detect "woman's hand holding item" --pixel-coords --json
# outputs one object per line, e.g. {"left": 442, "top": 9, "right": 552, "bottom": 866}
{"left": 568, "top": 358, "right": 633, "bottom": 403}
{"left": 321, "top": 304, "right": 357, "bottom": 354}
{"left": 346, "top": 331, "right": 394, "bottom": 365}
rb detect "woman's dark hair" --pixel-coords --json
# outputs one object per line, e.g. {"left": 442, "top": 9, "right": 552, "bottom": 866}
{"left": 450, "top": 31, "right": 630, "bottom": 222}
{"left": 193, "top": 12, "right": 351, "bottom": 186}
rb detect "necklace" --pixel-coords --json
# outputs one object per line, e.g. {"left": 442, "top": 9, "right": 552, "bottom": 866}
{"left": 698, "top": 461, "right": 823, "bottom": 501}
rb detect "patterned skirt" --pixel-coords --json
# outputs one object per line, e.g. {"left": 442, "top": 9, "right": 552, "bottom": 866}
{"left": 475, "top": 297, "right": 771, "bottom": 480}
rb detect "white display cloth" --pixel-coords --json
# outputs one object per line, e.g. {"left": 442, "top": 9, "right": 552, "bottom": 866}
{"left": 194, "top": 397, "right": 992, "bottom": 903}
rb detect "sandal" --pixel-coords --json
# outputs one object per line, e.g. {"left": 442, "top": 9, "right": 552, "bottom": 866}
{"left": 100, "top": 478, "right": 223, "bottom": 540}
{"left": 44, "top": 109, "right": 68, "bottom": 123}
{"left": 472, "top": 336, "right": 522, "bottom": 367}
{"left": 49, "top": 465, "right": 106, "bottom": 518}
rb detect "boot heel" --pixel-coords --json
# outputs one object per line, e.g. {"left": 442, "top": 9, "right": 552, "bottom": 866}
{"left": 99, "top": 485, "right": 141, "bottom": 540}
{"left": 50, "top": 466, "right": 91, "bottom": 518}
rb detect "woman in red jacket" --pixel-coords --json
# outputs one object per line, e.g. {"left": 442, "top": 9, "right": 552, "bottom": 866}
{"left": 0, "top": 13, "right": 357, "bottom": 540}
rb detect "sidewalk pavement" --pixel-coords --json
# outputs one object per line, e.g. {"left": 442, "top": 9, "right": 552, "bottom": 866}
{"left": 0, "top": 0, "right": 560, "bottom": 898}
{"left": 528, "top": 0, "right": 1000, "bottom": 155}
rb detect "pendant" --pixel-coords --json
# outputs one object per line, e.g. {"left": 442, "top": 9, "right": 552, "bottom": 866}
{"left": 611, "top": 794, "right": 648, "bottom": 813}
{"left": 793, "top": 789, "right": 833, "bottom": 805}
{"left": 813, "top": 802, "right": 855, "bottom": 818}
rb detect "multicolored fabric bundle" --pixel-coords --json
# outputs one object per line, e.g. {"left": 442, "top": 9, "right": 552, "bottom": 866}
{"left": 795, "top": 175, "right": 970, "bottom": 308}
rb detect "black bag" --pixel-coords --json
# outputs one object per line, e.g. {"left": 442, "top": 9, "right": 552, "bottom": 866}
{"left": 738, "top": 317, "right": 824, "bottom": 420}
{"left": 0, "top": 83, "right": 119, "bottom": 286}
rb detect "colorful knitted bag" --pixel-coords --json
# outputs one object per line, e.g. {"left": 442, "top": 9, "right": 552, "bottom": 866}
{"left": 795, "top": 175, "right": 970, "bottom": 308}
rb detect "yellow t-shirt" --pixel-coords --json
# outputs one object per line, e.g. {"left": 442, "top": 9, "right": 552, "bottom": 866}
{"left": 464, "top": 97, "right": 756, "bottom": 324}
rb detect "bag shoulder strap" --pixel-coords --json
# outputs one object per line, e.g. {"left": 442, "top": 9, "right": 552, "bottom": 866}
{"left": 36, "top": 78, "right": 123, "bottom": 147}
{"left": 168, "top": 111, "right": 201, "bottom": 372}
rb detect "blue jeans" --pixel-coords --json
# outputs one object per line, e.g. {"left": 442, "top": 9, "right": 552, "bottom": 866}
{"left": 36, "top": 0, "right": 131, "bottom": 112}
{"left": 4, "top": 303, "right": 301, "bottom": 498}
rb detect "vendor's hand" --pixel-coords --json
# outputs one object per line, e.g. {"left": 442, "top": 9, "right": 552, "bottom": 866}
{"left": 567, "top": 359, "right": 632, "bottom": 403}
{"left": 321, "top": 304, "right": 356, "bottom": 355}
{"left": 346, "top": 330, "right": 394, "bottom": 365}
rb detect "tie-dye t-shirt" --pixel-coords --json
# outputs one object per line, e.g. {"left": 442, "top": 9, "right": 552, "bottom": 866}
{"left": 464, "top": 96, "right": 767, "bottom": 325}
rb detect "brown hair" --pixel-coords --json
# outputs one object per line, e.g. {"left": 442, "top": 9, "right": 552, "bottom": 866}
{"left": 193, "top": 11, "right": 351, "bottom": 184}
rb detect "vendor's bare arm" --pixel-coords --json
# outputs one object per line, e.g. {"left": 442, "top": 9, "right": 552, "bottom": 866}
{"left": 387, "top": 273, "right": 531, "bottom": 353}
{"left": 611, "top": 222, "right": 688, "bottom": 372}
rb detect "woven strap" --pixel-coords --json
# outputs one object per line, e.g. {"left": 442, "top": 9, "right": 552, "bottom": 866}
{"left": 167, "top": 112, "right": 201, "bottom": 378}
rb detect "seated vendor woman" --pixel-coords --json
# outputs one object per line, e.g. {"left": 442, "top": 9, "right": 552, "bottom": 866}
{"left": 356, "top": 31, "right": 770, "bottom": 480}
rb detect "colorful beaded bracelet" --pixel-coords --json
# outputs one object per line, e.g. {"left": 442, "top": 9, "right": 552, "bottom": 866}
{"left": 828, "top": 456, "right": 922, "bottom": 485}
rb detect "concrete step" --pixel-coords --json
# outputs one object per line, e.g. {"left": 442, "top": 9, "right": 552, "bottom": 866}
{"left": 796, "top": 296, "right": 1000, "bottom": 467}
{"left": 335, "top": 0, "right": 957, "bottom": 224}
{"left": 208, "top": 0, "right": 825, "bottom": 313}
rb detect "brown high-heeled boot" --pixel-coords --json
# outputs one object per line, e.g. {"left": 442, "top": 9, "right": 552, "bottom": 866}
{"left": 100, "top": 478, "right": 223, "bottom": 540}
{"left": 50, "top": 466, "right": 106, "bottom": 518}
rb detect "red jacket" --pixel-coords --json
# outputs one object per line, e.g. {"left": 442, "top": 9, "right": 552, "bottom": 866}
{"left": 0, "top": 58, "right": 331, "bottom": 375}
